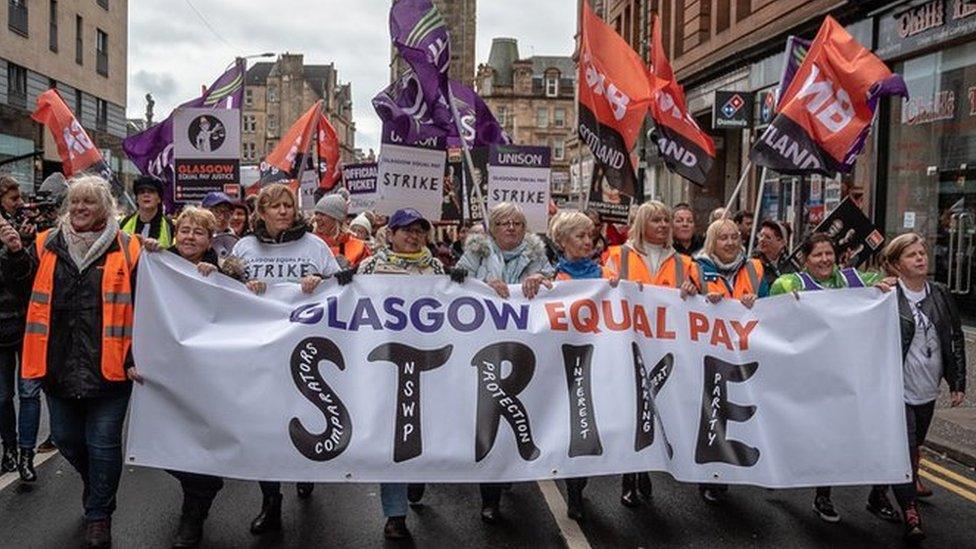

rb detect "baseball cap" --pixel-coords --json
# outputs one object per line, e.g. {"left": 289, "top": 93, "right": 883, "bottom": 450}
{"left": 388, "top": 208, "right": 431, "bottom": 232}
{"left": 201, "top": 192, "right": 234, "bottom": 209}
{"left": 314, "top": 194, "right": 347, "bottom": 222}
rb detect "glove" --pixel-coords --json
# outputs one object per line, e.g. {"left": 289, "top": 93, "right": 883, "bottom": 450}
{"left": 335, "top": 268, "right": 355, "bottom": 286}
{"left": 449, "top": 267, "right": 467, "bottom": 284}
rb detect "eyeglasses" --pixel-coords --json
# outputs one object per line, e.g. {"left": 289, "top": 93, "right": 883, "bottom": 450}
{"left": 400, "top": 226, "right": 428, "bottom": 236}
{"left": 497, "top": 220, "right": 524, "bottom": 229}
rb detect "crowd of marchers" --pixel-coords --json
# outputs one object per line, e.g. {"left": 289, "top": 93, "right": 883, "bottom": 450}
{"left": 0, "top": 173, "right": 967, "bottom": 547}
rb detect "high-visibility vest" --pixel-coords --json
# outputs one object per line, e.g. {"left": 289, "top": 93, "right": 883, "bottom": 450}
{"left": 22, "top": 229, "right": 141, "bottom": 381}
{"left": 121, "top": 212, "right": 172, "bottom": 248}
{"left": 332, "top": 236, "right": 370, "bottom": 268}
{"left": 797, "top": 268, "right": 865, "bottom": 291}
{"left": 555, "top": 265, "right": 614, "bottom": 281}
{"left": 703, "top": 259, "right": 764, "bottom": 299}
{"left": 605, "top": 244, "right": 699, "bottom": 289}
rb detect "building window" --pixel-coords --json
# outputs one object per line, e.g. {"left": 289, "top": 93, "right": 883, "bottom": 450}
{"left": 97, "top": 0, "right": 108, "bottom": 10}
{"left": 49, "top": 0, "right": 58, "bottom": 51}
{"left": 554, "top": 107, "right": 566, "bottom": 128}
{"left": 243, "top": 114, "right": 256, "bottom": 133}
{"left": 244, "top": 88, "right": 253, "bottom": 107}
{"left": 267, "top": 85, "right": 278, "bottom": 103}
{"left": 736, "top": 0, "right": 751, "bottom": 22}
{"left": 75, "top": 88, "right": 83, "bottom": 115}
{"left": 553, "top": 138, "right": 565, "bottom": 161}
{"left": 267, "top": 114, "right": 278, "bottom": 134}
{"left": 243, "top": 142, "right": 256, "bottom": 161}
{"left": 536, "top": 107, "right": 548, "bottom": 128}
{"left": 8, "top": 0, "right": 28, "bottom": 37}
{"left": 496, "top": 105, "right": 507, "bottom": 125}
{"left": 75, "top": 15, "right": 83, "bottom": 65}
{"left": 96, "top": 29, "right": 108, "bottom": 76}
{"left": 266, "top": 140, "right": 277, "bottom": 155}
{"left": 96, "top": 98, "right": 108, "bottom": 132}
{"left": 6, "top": 63, "right": 27, "bottom": 108}
{"left": 545, "top": 71, "right": 559, "bottom": 98}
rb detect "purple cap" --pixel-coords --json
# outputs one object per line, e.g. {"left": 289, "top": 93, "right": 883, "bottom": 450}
{"left": 388, "top": 208, "right": 431, "bottom": 231}
{"left": 201, "top": 192, "right": 234, "bottom": 208}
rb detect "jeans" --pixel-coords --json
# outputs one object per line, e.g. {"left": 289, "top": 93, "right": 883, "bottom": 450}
{"left": 0, "top": 347, "right": 41, "bottom": 450}
{"left": 48, "top": 392, "right": 130, "bottom": 521}
{"left": 891, "top": 401, "right": 936, "bottom": 510}
{"left": 380, "top": 483, "right": 408, "bottom": 517}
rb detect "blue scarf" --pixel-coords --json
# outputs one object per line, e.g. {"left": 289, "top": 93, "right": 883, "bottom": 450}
{"left": 556, "top": 256, "right": 602, "bottom": 279}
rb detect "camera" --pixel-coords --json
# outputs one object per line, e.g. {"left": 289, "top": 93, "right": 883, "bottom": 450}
{"left": 13, "top": 191, "right": 61, "bottom": 234}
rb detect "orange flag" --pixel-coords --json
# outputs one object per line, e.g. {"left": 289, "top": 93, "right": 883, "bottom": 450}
{"left": 317, "top": 114, "right": 342, "bottom": 190}
{"left": 31, "top": 90, "right": 106, "bottom": 177}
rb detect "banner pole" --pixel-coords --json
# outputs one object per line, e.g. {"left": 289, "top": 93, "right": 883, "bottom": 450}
{"left": 722, "top": 160, "right": 753, "bottom": 218}
{"left": 295, "top": 100, "right": 323, "bottom": 211}
{"left": 746, "top": 166, "right": 767, "bottom": 257}
{"left": 446, "top": 85, "right": 488, "bottom": 228}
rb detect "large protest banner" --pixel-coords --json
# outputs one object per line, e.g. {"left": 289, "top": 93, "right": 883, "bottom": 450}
{"left": 127, "top": 253, "right": 909, "bottom": 486}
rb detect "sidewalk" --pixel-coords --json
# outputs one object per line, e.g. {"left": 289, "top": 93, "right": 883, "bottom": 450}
{"left": 924, "top": 329, "right": 976, "bottom": 468}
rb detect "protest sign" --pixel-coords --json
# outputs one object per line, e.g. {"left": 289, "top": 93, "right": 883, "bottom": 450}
{"left": 127, "top": 252, "right": 909, "bottom": 486}
{"left": 789, "top": 196, "right": 885, "bottom": 269}
{"left": 343, "top": 162, "right": 379, "bottom": 214}
{"left": 487, "top": 145, "right": 551, "bottom": 233}
{"left": 375, "top": 143, "right": 446, "bottom": 219}
{"left": 173, "top": 108, "right": 240, "bottom": 203}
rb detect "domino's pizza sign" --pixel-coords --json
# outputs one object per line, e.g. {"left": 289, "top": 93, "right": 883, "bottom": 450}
{"left": 713, "top": 91, "right": 754, "bottom": 129}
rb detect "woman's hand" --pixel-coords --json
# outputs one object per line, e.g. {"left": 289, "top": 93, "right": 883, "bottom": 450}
{"left": 608, "top": 275, "right": 621, "bottom": 288}
{"left": 139, "top": 237, "right": 162, "bottom": 253}
{"left": 951, "top": 392, "right": 966, "bottom": 407}
{"left": 126, "top": 366, "right": 144, "bottom": 384}
{"left": 486, "top": 278, "right": 510, "bottom": 299}
{"left": 197, "top": 262, "right": 218, "bottom": 277}
{"left": 246, "top": 280, "right": 266, "bottom": 295}
{"left": 521, "top": 274, "right": 552, "bottom": 299}
{"left": 874, "top": 280, "right": 893, "bottom": 293}
{"left": 0, "top": 218, "right": 23, "bottom": 253}
{"left": 300, "top": 275, "right": 323, "bottom": 294}
{"left": 741, "top": 294, "right": 758, "bottom": 309}
{"left": 706, "top": 292, "right": 724, "bottom": 304}
{"left": 679, "top": 280, "right": 698, "bottom": 300}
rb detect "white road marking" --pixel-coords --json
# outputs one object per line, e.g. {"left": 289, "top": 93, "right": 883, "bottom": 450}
{"left": 0, "top": 451, "right": 59, "bottom": 492}
{"left": 537, "top": 480, "right": 592, "bottom": 549}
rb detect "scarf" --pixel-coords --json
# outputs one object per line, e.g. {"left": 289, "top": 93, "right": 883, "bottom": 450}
{"left": 489, "top": 239, "right": 528, "bottom": 284}
{"left": 379, "top": 247, "right": 442, "bottom": 273}
{"left": 556, "top": 256, "right": 602, "bottom": 280}
{"left": 63, "top": 217, "right": 119, "bottom": 272}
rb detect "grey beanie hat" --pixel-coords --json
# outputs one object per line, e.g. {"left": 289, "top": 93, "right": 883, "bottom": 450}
{"left": 314, "top": 193, "right": 348, "bottom": 221}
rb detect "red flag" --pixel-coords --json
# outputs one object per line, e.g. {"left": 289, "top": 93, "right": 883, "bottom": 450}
{"left": 577, "top": 1, "right": 653, "bottom": 196}
{"left": 646, "top": 14, "right": 715, "bottom": 186}
{"left": 750, "top": 16, "right": 907, "bottom": 175}
{"left": 263, "top": 100, "right": 321, "bottom": 179}
{"left": 317, "top": 114, "right": 342, "bottom": 190}
{"left": 31, "top": 89, "right": 106, "bottom": 177}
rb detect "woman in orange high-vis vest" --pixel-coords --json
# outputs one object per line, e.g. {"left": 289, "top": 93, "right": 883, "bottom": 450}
{"left": 313, "top": 193, "right": 371, "bottom": 270}
{"left": 0, "top": 176, "right": 145, "bottom": 549}
{"left": 604, "top": 200, "right": 699, "bottom": 509}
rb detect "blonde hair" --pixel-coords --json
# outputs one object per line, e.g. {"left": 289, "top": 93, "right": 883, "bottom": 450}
{"left": 882, "top": 232, "right": 926, "bottom": 276}
{"left": 488, "top": 202, "right": 527, "bottom": 235}
{"left": 548, "top": 210, "right": 593, "bottom": 250}
{"left": 256, "top": 183, "right": 298, "bottom": 222}
{"left": 62, "top": 175, "right": 117, "bottom": 224}
{"left": 175, "top": 206, "right": 217, "bottom": 236}
{"left": 702, "top": 218, "right": 741, "bottom": 259}
{"left": 626, "top": 200, "right": 672, "bottom": 250}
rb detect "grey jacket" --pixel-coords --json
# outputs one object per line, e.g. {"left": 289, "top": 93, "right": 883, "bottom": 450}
{"left": 456, "top": 232, "right": 554, "bottom": 283}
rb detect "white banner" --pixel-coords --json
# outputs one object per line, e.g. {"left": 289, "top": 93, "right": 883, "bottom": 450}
{"left": 127, "top": 253, "right": 910, "bottom": 486}
{"left": 375, "top": 143, "right": 446, "bottom": 219}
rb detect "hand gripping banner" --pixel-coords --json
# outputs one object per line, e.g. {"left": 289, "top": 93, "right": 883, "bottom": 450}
{"left": 126, "top": 253, "right": 910, "bottom": 486}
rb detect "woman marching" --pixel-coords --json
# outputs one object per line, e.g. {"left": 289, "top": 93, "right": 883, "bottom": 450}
{"left": 229, "top": 183, "right": 341, "bottom": 536}
{"left": 874, "top": 232, "right": 966, "bottom": 541}
{"left": 604, "top": 200, "right": 699, "bottom": 507}
{"left": 455, "top": 202, "right": 554, "bottom": 524}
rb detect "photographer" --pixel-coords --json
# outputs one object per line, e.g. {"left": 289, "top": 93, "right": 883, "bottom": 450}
{"left": 0, "top": 176, "right": 41, "bottom": 483}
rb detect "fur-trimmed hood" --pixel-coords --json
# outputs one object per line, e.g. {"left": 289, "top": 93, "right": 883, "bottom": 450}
{"left": 462, "top": 232, "right": 548, "bottom": 264}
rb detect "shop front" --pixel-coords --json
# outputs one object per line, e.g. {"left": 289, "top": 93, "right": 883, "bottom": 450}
{"left": 879, "top": 0, "right": 976, "bottom": 324}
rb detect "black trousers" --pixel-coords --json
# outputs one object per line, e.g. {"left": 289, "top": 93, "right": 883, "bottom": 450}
{"left": 167, "top": 470, "right": 224, "bottom": 506}
{"left": 890, "top": 401, "right": 936, "bottom": 509}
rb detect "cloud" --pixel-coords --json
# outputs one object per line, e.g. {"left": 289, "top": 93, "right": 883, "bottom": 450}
{"left": 127, "top": 0, "right": 575, "bottom": 151}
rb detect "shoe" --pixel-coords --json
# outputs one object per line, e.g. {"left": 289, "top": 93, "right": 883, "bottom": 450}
{"left": 813, "top": 495, "right": 841, "bottom": 523}
{"left": 620, "top": 473, "right": 641, "bottom": 507}
{"left": 172, "top": 498, "right": 210, "bottom": 548}
{"left": 866, "top": 488, "right": 900, "bottom": 523}
{"left": 36, "top": 438, "right": 56, "bottom": 453}
{"left": 566, "top": 481, "right": 584, "bottom": 521}
{"left": 636, "top": 472, "right": 653, "bottom": 500}
{"left": 1, "top": 444, "right": 17, "bottom": 473}
{"left": 480, "top": 503, "right": 500, "bottom": 524}
{"left": 17, "top": 448, "right": 36, "bottom": 482}
{"left": 86, "top": 518, "right": 112, "bottom": 548}
{"left": 383, "top": 516, "right": 411, "bottom": 540}
{"left": 407, "top": 483, "right": 425, "bottom": 504}
{"left": 249, "top": 494, "right": 282, "bottom": 535}
{"left": 903, "top": 503, "right": 926, "bottom": 542}
{"left": 916, "top": 478, "right": 933, "bottom": 498}
{"left": 296, "top": 482, "right": 314, "bottom": 499}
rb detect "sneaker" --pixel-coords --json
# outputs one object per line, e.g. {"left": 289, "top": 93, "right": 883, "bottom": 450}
{"left": 407, "top": 483, "right": 425, "bottom": 504}
{"left": 383, "top": 516, "right": 411, "bottom": 540}
{"left": 915, "top": 478, "right": 933, "bottom": 498}
{"left": 85, "top": 518, "right": 112, "bottom": 548}
{"left": 36, "top": 438, "right": 56, "bottom": 454}
{"left": 813, "top": 495, "right": 841, "bottom": 523}
{"left": 866, "top": 488, "right": 900, "bottom": 523}
{"left": 903, "top": 504, "right": 926, "bottom": 542}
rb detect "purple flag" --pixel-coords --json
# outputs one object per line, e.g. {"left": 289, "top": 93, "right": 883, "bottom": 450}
{"left": 774, "top": 36, "right": 810, "bottom": 111}
{"left": 448, "top": 81, "right": 510, "bottom": 148}
{"left": 122, "top": 60, "right": 244, "bottom": 209}
{"left": 389, "top": 0, "right": 453, "bottom": 129}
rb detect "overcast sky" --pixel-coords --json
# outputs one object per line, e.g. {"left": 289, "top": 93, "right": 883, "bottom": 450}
{"left": 127, "top": 0, "right": 576, "bottom": 153}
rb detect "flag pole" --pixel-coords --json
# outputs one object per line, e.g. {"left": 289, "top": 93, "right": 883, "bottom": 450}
{"left": 295, "top": 100, "right": 324, "bottom": 211}
{"left": 446, "top": 85, "right": 488, "bottom": 228}
{"left": 746, "top": 167, "right": 768, "bottom": 256}
{"left": 722, "top": 160, "right": 753, "bottom": 218}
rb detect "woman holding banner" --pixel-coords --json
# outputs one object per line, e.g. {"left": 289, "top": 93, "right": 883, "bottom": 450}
{"left": 455, "top": 202, "right": 554, "bottom": 524}
{"left": 605, "top": 200, "right": 699, "bottom": 507}
{"left": 229, "top": 183, "right": 341, "bottom": 536}
{"left": 0, "top": 176, "right": 143, "bottom": 549}
{"left": 313, "top": 194, "right": 371, "bottom": 269}
{"left": 876, "top": 232, "right": 966, "bottom": 541}
{"left": 770, "top": 233, "right": 892, "bottom": 524}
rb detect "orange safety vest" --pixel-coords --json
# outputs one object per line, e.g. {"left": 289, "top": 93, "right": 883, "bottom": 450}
{"left": 22, "top": 229, "right": 141, "bottom": 381}
{"left": 323, "top": 234, "right": 371, "bottom": 268}
{"left": 702, "top": 258, "right": 764, "bottom": 299}
{"left": 555, "top": 265, "right": 614, "bottom": 281}
{"left": 605, "top": 244, "right": 700, "bottom": 289}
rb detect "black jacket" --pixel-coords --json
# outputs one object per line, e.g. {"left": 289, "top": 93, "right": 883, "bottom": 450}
{"left": 897, "top": 283, "right": 967, "bottom": 393}
{"left": 1, "top": 228, "right": 134, "bottom": 399}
